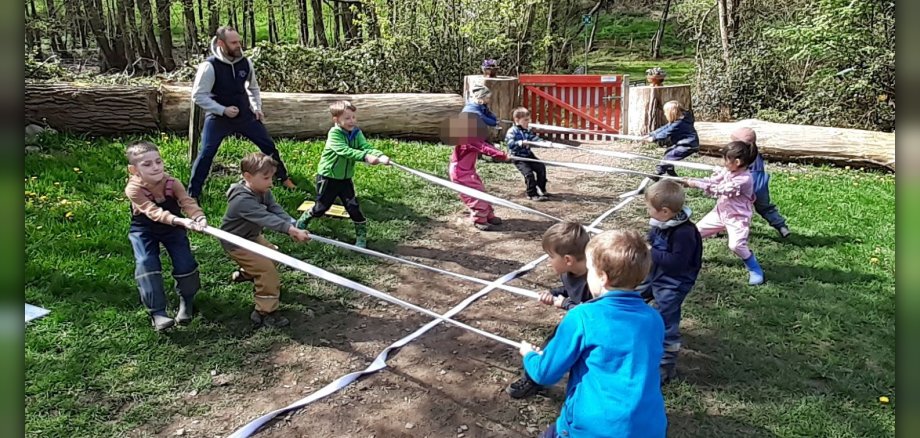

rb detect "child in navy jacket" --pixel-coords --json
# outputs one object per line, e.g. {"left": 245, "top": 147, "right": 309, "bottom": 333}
{"left": 640, "top": 180, "right": 703, "bottom": 384}
{"left": 504, "top": 107, "right": 550, "bottom": 201}
{"left": 520, "top": 230, "right": 667, "bottom": 438}
{"left": 645, "top": 100, "right": 700, "bottom": 177}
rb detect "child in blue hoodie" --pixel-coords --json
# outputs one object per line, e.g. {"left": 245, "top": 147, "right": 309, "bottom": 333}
{"left": 645, "top": 100, "right": 699, "bottom": 177}
{"left": 520, "top": 229, "right": 667, "bottom": 438}
{"left": 463, "top": 84, "right": 503, "bottom": 141}
{"left": 641, "top": 180, "right": 703, "bottom": 384}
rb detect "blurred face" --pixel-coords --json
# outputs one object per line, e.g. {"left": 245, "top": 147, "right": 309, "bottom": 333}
{"left": 515, "top": 115, "right": 531, "bottom": 129}
{"left": 128, "top": 151, "right": 165, "bottom": 184}
{"left": 585, "top": 249, "right": 608, "bottom": 298}
{"left": 218, "top": 31, "right": 243, "bottom": 58}
{"left": 334, "top": 109, "right": 357, "bottom": 131}
{"left": 480, "top": 94, "right": 492, "bottom": 105}
{"left": 646, "top": 201, "right": 674, "bottom": 222}
{"left": 439, "top": 113, "right": 488, "bottom": 145}
{"left": 243, "top": 170, "right": 274, "bottom": 193}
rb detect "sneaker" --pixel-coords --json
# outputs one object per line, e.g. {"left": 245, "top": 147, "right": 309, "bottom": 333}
{"left": 280, "top": 178, "right": 296, "bottom": 190}
{"left": 231, "top": 269, "right": 254, "bottom": 283}
{"left": 151, "top": 313, "right": 176, "bottom": 331}
{"left": 778, "top": 226, "right": 791, "bottom": 238}
{"left": 250, "top": 310, "right": 290, "bottom": 328}
{"left": 660, "top": 364, "right": 677, "bottom": 385}
{"left": 488, "top": 217, "right": 503, "bottom": 225}
{"left": 529, "top": 195, "right": 548, "bottom": 202}
{"left": 506, "top": 375, "right": 540, "bottom": 399}
{"left": 473, "top": 222, "right": 494, "bottom": 231}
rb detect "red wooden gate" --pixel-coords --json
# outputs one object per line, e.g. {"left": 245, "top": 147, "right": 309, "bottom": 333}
{"left": 519, "top": 74, "right": 629, "bottom": 141}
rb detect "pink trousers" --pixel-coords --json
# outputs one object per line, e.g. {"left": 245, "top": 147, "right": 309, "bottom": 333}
{"left": 696, "top": 208, "right": 752, "bottom": 260}
{"left": 449, "top": 164, "right": 495, "bottom": 224}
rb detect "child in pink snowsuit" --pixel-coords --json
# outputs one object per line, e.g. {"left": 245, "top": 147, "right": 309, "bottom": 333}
{"left": 685, "top": 141, "right": 765, "bottom": 285}
{"left": 448, "top": 111, "right": 509, "bottom": 231}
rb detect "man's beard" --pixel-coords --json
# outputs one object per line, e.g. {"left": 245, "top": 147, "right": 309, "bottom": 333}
{"left": 221, "top": 46, "right": 241, "bottom": 58}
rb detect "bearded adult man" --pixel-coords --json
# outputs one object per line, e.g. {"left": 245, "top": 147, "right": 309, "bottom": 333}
{"left": 188, "top": 26, "right": 296, "bottom": 199}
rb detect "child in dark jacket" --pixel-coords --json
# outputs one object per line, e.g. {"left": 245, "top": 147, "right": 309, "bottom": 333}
{"left": 645, "top": 100, "right": 700, "bottom": 177}
{"left": 730, "top": 127, "right": 791, "bottom": 238}
{"left": 222, "top": 152, "right": 310, "bottom": 328}
{"left": 506, "top": 222, "right": 592, "bottom": 399}
{"left": 504, "top": 107, "right": 550, "bottom": 201}
{"left": 520, "top": 229, "right": 667, "bottom": 438}
{"left": 640, "top": 180, "right": 703, "bottom": 384}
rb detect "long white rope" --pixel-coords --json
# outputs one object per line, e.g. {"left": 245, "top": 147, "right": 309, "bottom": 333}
{"left": 526, "top": 121, "right": 646, "bottom": 141}
{"left": 391, "top": 162, "right": 604, "bottom": 233}
{"left": 309, "top": 234, "right": 540, "bottom": 300}
{"left": 226, "top": 181, "right": 645, "bottom": 438}
{"left": 509, "top": 155, "right": 686, "bottom": 181}
{"left": 202, "top": 227, "right": 521, "bottom": 349}
{"left": 522, "top": 139, "right": 719, "bottom": 172}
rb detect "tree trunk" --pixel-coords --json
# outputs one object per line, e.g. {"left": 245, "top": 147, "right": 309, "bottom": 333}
{"left": 197, "top": 0, "right": 204, "bottom": 32}
{"left": 154, "top": 0, "right": 176, "bottom": 70}
{"left": 310, "top": 0, "right": 327, "bottom": 47}
{"left": 44, "top": 0, "right": 69, "bottom": 56}
{"left": 161, "top": 84, "right": 465, "bottom": 140}
{"left": 27, "top": 0, "right": 44, "bottom": 58}
{"left": 25, "top": 83, "right": 161, "bottom": 134}
{"left": 627, "top": 84, "right": 691, "bottom": 136}
{"left": 243, "top": 0, "right": 255, "bottom": 47}
{"left": 650, "top": 0, "right": 671, "bottom": 59}
{"left": 81, "top": 0, "right": 124, "bottom": 70}
{"left": 544, "top": 1, "right": 554, "bottom": 73}
{"left": 694, "top": 119, "right": 896, "bottom": 171}
{"left": 342, "top": 2, "right": 357, "bottom": 44}
{"left": 333, "top": 2, "right": 342, "bottom": 46}
{"left": 115, "top": 0, "right": 138, "bottom": 68}
{"left": 207, "top": 0, "right": 219, "bottom": 37}
{"left": 137, "top": 0, "right": 167, "bottom": 68}
{"left": 182, "top": 0, "right": 200, "bottom": 55}
{"left": 365, "top": 2, "right": 380, "bottom": 40}
{"left": 296, "top": 0, "right": 309, "bottom": 45}
{"left": 716, "top": 0, "right": 731, "bottom": 64}
{"left": 126, "top": 0, "right": 150, "bottom": 59}
{"left": 266, "top": 0, "right": 279, "bottom": 43}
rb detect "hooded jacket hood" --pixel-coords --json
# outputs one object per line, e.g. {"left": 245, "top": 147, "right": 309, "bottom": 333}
{"left": 210, "top": 37, "right": 245, "bottom": 65}
{"left": 649, "top": 206, "right": 692, "bottom": 229}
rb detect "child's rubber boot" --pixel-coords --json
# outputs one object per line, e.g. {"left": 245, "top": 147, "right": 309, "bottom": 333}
{"left": 743, "top": 253, "right": 765, "bottom": 285}
{"left": 506, "top": 372, "right": 540, "bottom": 399}
{"left": 151, "top": 312, "right": 175, "bottom": 331}
{"left": 174, "top": 270, "right": 200, "bottom": 325}
{"left": 295, "top": 211, "right": 312, "bottom": 230}
{"left": 660, "top": 363, "right": 678, "bottom": 385}
{"left": 354, "top": 222, "right": 367, "bottom": 248}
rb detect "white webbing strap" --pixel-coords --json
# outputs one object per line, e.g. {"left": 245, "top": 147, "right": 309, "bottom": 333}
{"left": 522, "top": 139, "right": 718, "bottom": 172}
{"left": 509, "top": 155, "right": 686, "bottom": 181}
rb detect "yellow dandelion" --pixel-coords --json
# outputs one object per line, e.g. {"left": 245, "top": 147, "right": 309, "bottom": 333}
{"left": 36, "top": 225, "right": 43, "bottom": 230}
{"left": 870, "top": 257, "right": 880, "bottom": 264}
{"left": 59, "top": 199, "right": 70, "bottom": 205}
{"left": 30, "top": 176, "right": 37, "bottom": 180}
{"left": 54, "top": 182, "right": 60, "bottom": 186}
{"left": 65, "top": 211, "right": 74, "bottom": 220}
{"left": 73, "top": 167, "right": 80, "bottom": 172}
{"left": 39, "top": 195, "right": 48, "bottom": 202}
{"left": 879, "top": 396, "right": 890, "bottom": 404}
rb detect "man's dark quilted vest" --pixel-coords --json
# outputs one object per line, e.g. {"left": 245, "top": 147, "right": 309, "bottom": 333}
{"left": 207, "top": 56, "right": 253, "bottom": 120}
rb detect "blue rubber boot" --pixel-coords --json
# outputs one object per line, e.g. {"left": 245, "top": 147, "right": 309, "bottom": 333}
{"left": 743, "top": 253, "right": 765, "bottom": 285}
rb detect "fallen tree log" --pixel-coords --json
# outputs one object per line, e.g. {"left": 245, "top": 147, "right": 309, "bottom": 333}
{"left": 25, "top": 82, "right": 160, "bottom": 135}
{"left": 695, "top": 119, "right": 896, "bottom": 171}
{"left": 160, "top": 84, "right": 465, "bottom": 140}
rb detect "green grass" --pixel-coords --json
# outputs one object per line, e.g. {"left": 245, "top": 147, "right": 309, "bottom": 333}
{"left": 572, "top": 11, "right": 695, "bottom": 84}
{"left": 25, "top": 134, "right": 895, "bottom": 436}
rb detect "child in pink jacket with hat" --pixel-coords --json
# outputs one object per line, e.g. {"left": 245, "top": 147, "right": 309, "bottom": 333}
{"left": 684, "top": 140, "right": 765, "bottom": 285}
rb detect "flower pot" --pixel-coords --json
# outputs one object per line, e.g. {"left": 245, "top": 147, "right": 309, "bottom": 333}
{"left": 646, "top": 74, "right": 665, "bottom": 86}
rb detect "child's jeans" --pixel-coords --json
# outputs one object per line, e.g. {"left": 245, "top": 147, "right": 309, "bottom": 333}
{"left": 640, "top": 280, "right": 693, "bottom": 367}
{"left": 539, "top": 424, "right": 558, "bottom": 438}
{"left": 226, "top": 234, "right": 281, "bottom": 314}
{"left": 656, "top": 143, "right": 699, "bottom": 176}
{"left": 754, "top": 186, "right": 787, "bottom": 230}
{"left": 128, "top": 228, "right": 200, "bottom": 316}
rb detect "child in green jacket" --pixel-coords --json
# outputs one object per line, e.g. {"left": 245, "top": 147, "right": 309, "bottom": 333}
{"left": 296, "top": 100, "right": 390, "bottom": 248}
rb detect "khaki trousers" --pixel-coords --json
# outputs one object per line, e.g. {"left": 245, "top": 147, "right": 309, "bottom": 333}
{"left": 227, "top": 235, "right": 281, "bottom": 314}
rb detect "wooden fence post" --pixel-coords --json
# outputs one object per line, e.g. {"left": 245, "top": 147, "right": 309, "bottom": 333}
{"left": 188, "top": 100, "right": 203, "bottom": 162}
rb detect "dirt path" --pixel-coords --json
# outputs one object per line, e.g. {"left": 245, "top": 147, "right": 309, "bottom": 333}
{"left": 152, "top": 142, "right": 709, "bottom": 438}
